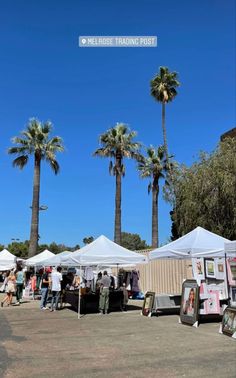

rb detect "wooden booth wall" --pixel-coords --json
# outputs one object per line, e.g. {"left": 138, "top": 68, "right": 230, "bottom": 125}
{"left": 136, "top": 251, "right": 193, "bottom": 294}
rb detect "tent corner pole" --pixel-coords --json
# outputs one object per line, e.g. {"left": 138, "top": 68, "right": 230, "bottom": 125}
{"left": 78, "top": 264, "right": 82, "bottom": 320}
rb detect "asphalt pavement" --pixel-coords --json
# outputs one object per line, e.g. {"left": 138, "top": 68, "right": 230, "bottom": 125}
{"left": 0, "top": 294, "right": 235, "bottom": 378}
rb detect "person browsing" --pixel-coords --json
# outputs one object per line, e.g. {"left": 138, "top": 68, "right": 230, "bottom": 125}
{"left": 99, "top": 271, "right": 111, "bottom": 315}
{"left": 50, "top": 267, "right": 63, "bottom": 312}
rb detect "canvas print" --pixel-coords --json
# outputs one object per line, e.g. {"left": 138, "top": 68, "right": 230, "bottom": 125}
{"left": 205, "top": 259, "right": 216, "bottom": 278}
{"left": 206, "top": 290, "right": 220, "bottom": 314}
{"left": 180, "top": 280, "right": 199, "bottom": 325}
{"left": 230, "top": 287, "right": 236, "bottom": 307}
{"left": 227, "top": 259, "right": 236, "bottom": 286}
{"left": 142, "top": 291, "right": 155, "bottom": 316}
{"left": 192, "top": 258, "right": 205, "bottom": 280}
{"left": 215, "top": 258, "right": 226, "bottom": 280}
{"left": 222, "top": 307, "right": 236, "bottom": 337}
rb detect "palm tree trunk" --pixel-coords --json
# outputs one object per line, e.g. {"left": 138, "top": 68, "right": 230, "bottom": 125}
{"left": 152, "top": 181, "right": 159, "bottom": 248}
{"left": 162, "top": 101, "right": 169, "bottom": 163}
{"left": 114, "top": 157, "right": 122, "bottom": 245}
{"left": 28, "top": 155, "right": 41, "bottom": 257}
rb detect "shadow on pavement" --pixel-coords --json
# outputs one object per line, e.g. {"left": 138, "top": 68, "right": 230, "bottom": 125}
{"left": 0, "top": 312, "right": 26, "bottom": 377}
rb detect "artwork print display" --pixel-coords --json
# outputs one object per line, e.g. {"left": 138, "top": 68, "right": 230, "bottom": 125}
{"left": 180, "top": 280, "right": 199, "bottom": 325}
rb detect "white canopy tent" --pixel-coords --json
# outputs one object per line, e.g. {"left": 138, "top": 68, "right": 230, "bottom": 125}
{"left": 149, "top": 227, "right": 230, "bottom": 260}
{"left": 0, "top": 249, "right": 16, "bottom": 271}
{"left": 61, "top": 235, "right": 147, "bottom": 266}
{"left": 60, "top": 235, "right": 147, "bottom": 319}
{"left": 26, "top": 249, "right": 55, "bottom": 267}
{"left": 42, "top": 251, "right": 72, "bottom": 266}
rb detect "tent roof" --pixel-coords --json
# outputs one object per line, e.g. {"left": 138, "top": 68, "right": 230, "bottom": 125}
{"left": 42, "top": 251, "right": 72, "bottom": 266}
{"left": 0, "top": 249, "right": 16, "bottom": 261}
{"left": 149, "top": 226, "right": 230, "bottom": 260}
{"left": 0, "top": 249, "right": 16, "bottom": 270}
{"left": 26, "top": 249, "right": 55, "bottom": 266}
{"left": 61, "top": 235, "right": 147, "bottom": 266}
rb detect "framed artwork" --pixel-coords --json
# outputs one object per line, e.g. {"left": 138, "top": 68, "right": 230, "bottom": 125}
{"left": 215, "top": 258, "right": 226, "bottom": 280}
{"left": 206, "top": 290, "right": 220, "bottom": 314}
{"left": 205, "top": 259, "right": 216, "bottom": 278}
{"left": 180, "top": 280, "right": 199, "bottom": 325}
{"left": 222, "top": 306, "right": 236, "bottom": 337}
{"left": 192, "top": 258, "right": 205, "bottom": 281}
{"left": 142, "top": 291, "right": 155, "bottom": 316}
{"left": 206, "top": 281, "right": 228, "bottom": 300}
{"left": 230, "top": 287, "right": 236, "bottom": 307}
{"left": 227, "top": 258, "right": 236, "bottom": 286}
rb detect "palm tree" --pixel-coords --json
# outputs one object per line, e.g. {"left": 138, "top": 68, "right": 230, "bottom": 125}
{"left": 150, "top": 66, "right": 180, "bottom": 164}
{"left": 8, "top": 118, "right": 64, "bottom": 257}
{"left": 138, "top": 145, "right": 167, "bottom": 248}
{"left": 94, "top": 123, "right": 141, "bottom": 245}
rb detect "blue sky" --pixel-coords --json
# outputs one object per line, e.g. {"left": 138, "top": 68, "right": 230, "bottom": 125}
{"left": 0, "top": 0, "right": 235, "bottom": 247}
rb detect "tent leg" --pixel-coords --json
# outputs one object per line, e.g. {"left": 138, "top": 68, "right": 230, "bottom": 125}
{"left": 78, "top": 265, "right": 82, "bottom": 319}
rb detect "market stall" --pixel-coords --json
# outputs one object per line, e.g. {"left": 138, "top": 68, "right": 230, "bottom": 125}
{"left": 42, "top": 250, "right": 72, "bottom": 266}
{"left": 149, "top": 226, "right": 233, "bottom": 326}
{"left": 25, "top": 249, "right": 55, "bottom": 267}
{"left": 24, "top": 249, "right": 55, "bottom": 299}
{"left": 60, "top": 235, "right": 147, "bottom": 318}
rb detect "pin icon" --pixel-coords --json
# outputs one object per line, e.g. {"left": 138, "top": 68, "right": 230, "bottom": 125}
{"left": 82, "top": 38, "right": 86, "bottom": 45}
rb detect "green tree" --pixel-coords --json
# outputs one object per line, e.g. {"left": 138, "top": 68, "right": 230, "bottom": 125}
{"left": 7, "top": 241, "right": 29, "bottom": 258}
{"left": 150, "top": 66, "right": 180, "bottom": 163}
{"left": 83, "top": 236, "right": 94, "bottom": 245}
{"left": 166, "top": 138, "right": 236, "bottom": 240}
{"left": 121, "top": 232, "right": 149, "bottom": 251}
{"left": 94, "top": 123, "right": 141, "bottom": 245}
{"left": 0, "top": 244, "right": 5, "bottom": 251}
{"left": 138, "top": 146, "right": 168, "bottom": 247}
{"left": 8, "top": 119, "right": 64, "bottom": 257}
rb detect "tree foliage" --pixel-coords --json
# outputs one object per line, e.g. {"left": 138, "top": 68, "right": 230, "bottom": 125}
{"left": 1, "top": 241, "right": 80, "bottom": 258}
{"left": 138, "top": 145, "right": 168, "bottom": 247}
{"left": 83, "top": 236, "right": 94, "bottom": 245}
{"left": 121, "top": 232, "right": 149, "bottom": 251}
{"left": 165, "top": 139, "right": 236, "bottom": 240}
{"left": 94, "top": 123, "right": 141, "bottom": 245}
{"left": 150, "top": 66, "right": 180, "bottom": 162}
{"left": 8, "top": 118, "right": 64, "bottom": 257}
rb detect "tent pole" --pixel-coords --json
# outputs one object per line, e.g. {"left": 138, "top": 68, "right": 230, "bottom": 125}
{"left": 78, "top": 265, "right": 82, "bottom": 319}
{"left": 224, "top": 253, "right": 230, "bottom": 301}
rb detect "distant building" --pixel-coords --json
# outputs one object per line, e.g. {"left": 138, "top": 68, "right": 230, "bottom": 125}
{"left": 221, "top": 127, "right": 236, "bottom": 141}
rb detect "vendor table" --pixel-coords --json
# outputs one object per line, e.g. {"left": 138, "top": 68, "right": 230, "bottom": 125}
{"left": 152, "top": 294, "right": 181, "bottom": 315}
{"left": 62, "top": 290, "right": 124, "bottom": 314}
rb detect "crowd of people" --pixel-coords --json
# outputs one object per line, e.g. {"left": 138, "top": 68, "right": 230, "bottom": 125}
{"left": 0, "top": 266, "right": 63, "bottom": 312}
{"left": 0, "top": 266, "right": 141, "bottom": 314}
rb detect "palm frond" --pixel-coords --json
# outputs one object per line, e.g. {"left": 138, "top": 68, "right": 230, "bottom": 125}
{"left": 49, "top": 159, "right": 60, "bottom": 175}
{"left": 12, "top": 155, "right": 28, "bottom": 169}
{"left": 150, "top": 66, "right": 180, "bottom": 103}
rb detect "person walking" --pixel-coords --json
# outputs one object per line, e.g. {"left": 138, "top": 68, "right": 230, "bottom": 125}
{"left": 15, "top": 266, "right": 24, "bottom": 305}
{"left": 1, "top": 270, "right": 16, "bottom": 307}
{"left": 50, "top": 267, "right": 62, "bottom": 312}
{"left": 99, "top": 271, "right": 111, "bottom": 315}
{"left": 40, "top": 267, "right": 50, "bottom": 310}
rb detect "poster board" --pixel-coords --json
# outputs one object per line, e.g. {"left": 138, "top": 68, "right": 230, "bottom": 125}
{"left": 180, "top": 280, "right": 199, "bottom": 325}
{"left": 142, "top": 291, "right": 155, "bottom": 316}
{"left": 222, "top": 306, "right": 236, "bottom": 338}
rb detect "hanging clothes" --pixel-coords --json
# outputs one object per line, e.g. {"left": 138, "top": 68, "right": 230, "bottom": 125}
{"left": 85, "top": 267, "right": 94, "bottom": 281}
{"left": 131, "top": 270, "right": 140, "bottom": 292}
{"left": 118, "top": 269, "right": 126, "bottom": 288}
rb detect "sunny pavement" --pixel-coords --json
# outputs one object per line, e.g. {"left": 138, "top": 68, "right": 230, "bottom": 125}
{"left": 0, "top": 294, "right": 235, "bottom": 378}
